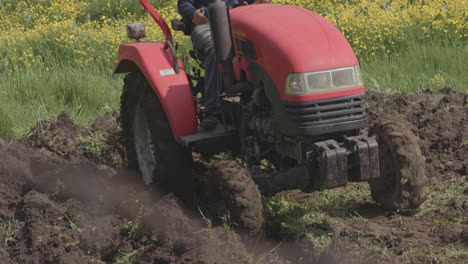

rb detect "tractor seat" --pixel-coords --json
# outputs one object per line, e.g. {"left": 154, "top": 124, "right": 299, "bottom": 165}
{"left": 170, "top": 19, "right": 192, "bottom": 35}
{"left": 170, "top": 19, "right": 185, "bottom": 31}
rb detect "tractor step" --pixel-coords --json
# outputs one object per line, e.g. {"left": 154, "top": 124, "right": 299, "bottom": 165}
{"left": 178, "top": 125, "right": 239, "bottom": 154}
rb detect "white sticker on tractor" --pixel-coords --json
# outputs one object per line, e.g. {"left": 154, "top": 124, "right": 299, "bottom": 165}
{"left": 160, "top": 68, "right": 176, "bottom": 76}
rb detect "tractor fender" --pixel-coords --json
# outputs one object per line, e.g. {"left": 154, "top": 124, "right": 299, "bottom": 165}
{"left": 114, "top": 41, "right": 197, "bottom": 139}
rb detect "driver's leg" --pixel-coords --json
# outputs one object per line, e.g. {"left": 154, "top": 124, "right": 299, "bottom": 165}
{"left": 191, "top": 24, "right": 220, "bottom": 129}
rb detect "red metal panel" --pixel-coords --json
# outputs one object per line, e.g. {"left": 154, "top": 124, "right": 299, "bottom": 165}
{"left": 230, "top": 4, "right": 363, "bottom": 102}
{"left": 139, "top": 0, "right": 173, "bottom": 44}
{"left": 114, "top": 42, "right": 197, "bottom": 139}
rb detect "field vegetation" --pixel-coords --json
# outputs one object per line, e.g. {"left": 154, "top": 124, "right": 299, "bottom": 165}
{"left": 0, "top": 0, "right": 467, "bottom": 137}
{"left": 0, "top": 2, "right": 466, "bottom": 262}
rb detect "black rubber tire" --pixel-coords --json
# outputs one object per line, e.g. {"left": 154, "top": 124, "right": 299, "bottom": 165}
{"left": 369, "top": 119, "right": 427, "bottom": 210}
{"left": 120, "top": 72, "right": 193, "bottom": 195}
{"left": 209, "top": 160, "right": 264, "bottom": 234}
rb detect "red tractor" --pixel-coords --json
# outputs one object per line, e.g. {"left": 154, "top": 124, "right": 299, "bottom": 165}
{"left": 115, "top": 0, "right": 426, "bottom": 232}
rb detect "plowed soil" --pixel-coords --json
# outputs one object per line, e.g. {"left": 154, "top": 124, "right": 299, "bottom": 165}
{"left": 0, "top": 89, "right": 466, "bottom": 263}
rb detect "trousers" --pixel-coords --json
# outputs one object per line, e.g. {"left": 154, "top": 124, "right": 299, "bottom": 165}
{"left": 191, "top": 24, "right": 221, "bottom": 113}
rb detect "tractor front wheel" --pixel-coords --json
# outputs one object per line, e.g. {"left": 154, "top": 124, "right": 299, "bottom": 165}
{"left": 120, "top": 72, "right": 193, "bottom": 195}
{"left": 369, "top": 119, "right": 427, "bottom": 210}
{"left": 207, "top": 160, "right": 264, "bottom": 234}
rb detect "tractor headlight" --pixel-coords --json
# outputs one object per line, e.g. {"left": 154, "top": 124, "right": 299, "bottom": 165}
{"left": 285, "top": 65, "right": 363, "bottom": 95}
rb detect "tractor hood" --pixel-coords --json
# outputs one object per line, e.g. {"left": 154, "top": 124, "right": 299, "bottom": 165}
{"left": 230, "top": 4, "right": 362, "bottom": 102}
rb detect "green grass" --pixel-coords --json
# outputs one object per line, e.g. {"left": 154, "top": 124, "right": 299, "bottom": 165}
{"left": 362, "top": 38, "right": 468, "bottom": 93}
{"left": 86, "top": 0, "right": 148, "bottom": 21}
{"left": 121, "top": 216, "right": 145, "bottom": 242}
{"left": 114, "top": 250, "right": 139, "bottom": 264}
{"left": 264, "top": 183, "right": 372, "bottom": 256}
{"left": 264, "top": 195, "right": 333, "bottom": 256}
{"left": 415, "top": 182, "right": 468, "bottom": 218}
{"left": 0, "top": 215, "right": 17, "bottom": 246}
{"left": 413, "top": 247, "right": 468, "bottom": 263}
{"left": 86, "top": 0, "right": 171, "bottom": 20}
{"left": 0, "top": 65, "right": 122, "bottom": 137}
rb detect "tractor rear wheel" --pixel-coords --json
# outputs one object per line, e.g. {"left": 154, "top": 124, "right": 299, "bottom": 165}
{"left": 369, "top": 119, "right": 427, "bottom": 210}
{"left": 120, "top": 72, "right": 193, "bottom": 195}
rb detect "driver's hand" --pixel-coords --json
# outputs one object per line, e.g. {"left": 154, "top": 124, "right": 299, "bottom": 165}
{"left": 192, "top": 8, "right": 208, "bottom": 25}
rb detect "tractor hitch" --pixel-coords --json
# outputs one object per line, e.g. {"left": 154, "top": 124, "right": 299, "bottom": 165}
{"left": 253, "top": 136, "right": 381, "bottom": 195}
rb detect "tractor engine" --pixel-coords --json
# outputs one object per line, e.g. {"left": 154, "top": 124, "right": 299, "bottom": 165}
{"left": 229, "top": 4, "right": 367, "bottom": 135}
{"left": 221, "top": 4, "right": 373, "bottom": 193}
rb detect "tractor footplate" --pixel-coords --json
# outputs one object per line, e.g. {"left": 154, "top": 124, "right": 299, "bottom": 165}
{"left": 307, "top": 140, "right": 348, "bottom": 190}
{"left": 177, "top": 126, "right": 239, "bottom": 154}
{"left": 344, "top": 136, "right": 380, "bottom": 182}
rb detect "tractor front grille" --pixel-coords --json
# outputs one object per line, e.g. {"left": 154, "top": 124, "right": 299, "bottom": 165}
{"left": 283, "top": 94, "right": 366, "bottom": 135}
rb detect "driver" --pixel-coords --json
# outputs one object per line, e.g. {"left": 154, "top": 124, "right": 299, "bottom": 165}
{"left": 177, "top": 0, "right": 261, "bottom": 129}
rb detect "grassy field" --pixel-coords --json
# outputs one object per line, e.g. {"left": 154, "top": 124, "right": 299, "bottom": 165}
{"left": 0, "top": 0, "right": 467, "bottom": 137}
{"left": 362, "top": 38, "right": 467, "bottom": 93}
{"left": 0, "top": 2, "right": 466, "bottom": 262}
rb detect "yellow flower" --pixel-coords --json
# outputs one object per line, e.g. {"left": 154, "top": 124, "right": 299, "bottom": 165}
{"left": 431, "top": 73, "right": 446, "bottom": 87}
{"left": 0, "top": 0, "right": 466, "bottom": 71}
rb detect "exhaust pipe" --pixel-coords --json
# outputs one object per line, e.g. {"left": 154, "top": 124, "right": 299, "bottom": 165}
{"left": 208, "top": 0, "right": 236, "bottom": 93}
{"left": 208, "top": 0, "right": 233, "bottom": 63}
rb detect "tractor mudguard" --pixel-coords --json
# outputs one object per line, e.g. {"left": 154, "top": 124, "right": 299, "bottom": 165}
{"left": 114, "top": 41, "right": 197, "bottom": 139}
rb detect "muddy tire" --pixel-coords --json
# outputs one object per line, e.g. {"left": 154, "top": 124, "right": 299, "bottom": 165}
{"left": 210, "top": 160, "right": 264, "bottom": 234}
{"left": 120, "top": 72, "right": 193, "bottom": 195}
{"left": 369, "top": 119, "right": 427, "bottom": 210}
